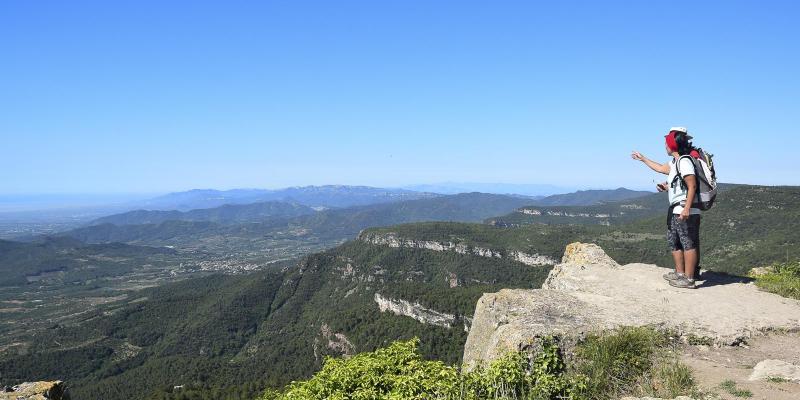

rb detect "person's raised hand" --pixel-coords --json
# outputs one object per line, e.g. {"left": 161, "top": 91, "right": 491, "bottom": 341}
{"left": 631, "top": 151, "right": 644, "bottom": 161}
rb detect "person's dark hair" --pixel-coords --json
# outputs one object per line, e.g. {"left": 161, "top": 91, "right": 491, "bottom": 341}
{"left": 673, "top": 131, "right": 694, "bottom": 156}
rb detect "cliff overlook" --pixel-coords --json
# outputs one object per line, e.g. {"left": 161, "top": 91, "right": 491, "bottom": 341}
{"left": 465, "top": 242, "right": 800, "bottom": 365}
{"left": 464, "top": 242, "right": 800, "bottom": 399}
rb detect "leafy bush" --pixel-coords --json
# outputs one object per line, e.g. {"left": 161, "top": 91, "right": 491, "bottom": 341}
{"left": 462, "top": 338, "right": 581, "bottom": 399}
{"left": 260, "top": 337, "right": 579, "bottom": 400}
{"left": 752, "top": 260, "right": 800, "bottom": 300}
{"left": 260, "top": 328, "right": 699, "bottom": 400}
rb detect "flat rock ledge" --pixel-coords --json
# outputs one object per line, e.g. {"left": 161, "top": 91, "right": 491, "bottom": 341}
{"left": 463, "top": 242, "right": 800, "bottom": 369}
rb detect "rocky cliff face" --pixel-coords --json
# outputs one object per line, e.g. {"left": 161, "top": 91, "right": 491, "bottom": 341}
{"left": 374, "top": 293, "right": 457, "bottom": 329}
{"left": 358, "top": 232, "right": 557, "bottom": 266}
{"left": 518, "top": 208, "right": 611, "bottom": 219}
{"left": 463, "top": 242, "right": 800, "bottom": 369}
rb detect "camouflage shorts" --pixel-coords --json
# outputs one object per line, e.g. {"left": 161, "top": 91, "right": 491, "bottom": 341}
{"left": 667, "top": 214, "right": 701, "bottom": 251}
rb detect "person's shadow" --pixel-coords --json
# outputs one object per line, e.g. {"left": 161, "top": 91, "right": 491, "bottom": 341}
{"left": 696, "top": 270, "right": 754, "bottom": 288}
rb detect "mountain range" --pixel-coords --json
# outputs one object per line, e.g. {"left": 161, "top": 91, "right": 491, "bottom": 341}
{"left": 90, "top": 201, "right": 317, "bottom": 226}
{"left": 59, "top": 189, "right": 658, "bottom": 262}
{"left": 529, "top": 187, "right": 652, "bottom": 206}
{"left": 137, "top": 186, "right": 438, "bottom": 211}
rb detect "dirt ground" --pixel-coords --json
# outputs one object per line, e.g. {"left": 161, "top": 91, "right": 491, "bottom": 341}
{"left": 680, "top": 332, "right": 800, "bottom": 400}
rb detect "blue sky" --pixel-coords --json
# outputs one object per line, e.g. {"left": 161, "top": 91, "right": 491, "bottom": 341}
{"left": 1, "top": 1, "right": 798, "bottom": 194}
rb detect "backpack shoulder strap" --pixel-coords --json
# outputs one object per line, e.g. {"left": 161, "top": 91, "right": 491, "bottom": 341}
{"left": 676, "top": 155, "right": 697, "bottom": 177}
{"left": 671, "top": 155, "right": 696, "bottom": 190}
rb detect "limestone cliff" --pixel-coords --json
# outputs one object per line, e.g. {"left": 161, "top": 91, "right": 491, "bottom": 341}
{"left": 463, "top": 242, "right": 800, "bottom": 369}
{"left": 374, "top": 293, "right": 457, "bottom": 328}
{"left": 358, "top": 231, "right": 557, "bottom": 266}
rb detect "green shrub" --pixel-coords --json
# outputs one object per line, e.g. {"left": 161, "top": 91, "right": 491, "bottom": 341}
{"left": 752, "top": 261, "right": 800, "bottom": 300}
{"left": 260, "top": 328, "right": 696, "bottom": 400}
{"left": 463, "top": 338, "right": 582, "bottom": 399}
{"left": 260, "top": 337, "right": 579, "bottom": 400}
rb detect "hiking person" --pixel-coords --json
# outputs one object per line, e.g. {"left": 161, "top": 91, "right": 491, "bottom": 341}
{"left": 631, "top": 127, "right": 701, "bottom": 289}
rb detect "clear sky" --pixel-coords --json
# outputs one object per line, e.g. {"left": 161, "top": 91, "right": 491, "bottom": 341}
{"left": 2, "top": 1, "right": 798, "bottom": 194}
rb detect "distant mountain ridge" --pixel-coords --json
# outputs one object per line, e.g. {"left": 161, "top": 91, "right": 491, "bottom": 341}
{"left": 90, "top": 201, "right": 316, "bottom": 226}
{"left": 402, "top": 182, "right": 568, "bottom": 197}
{"left": 89, "top": 187, "right": 653, "bottom": 229}
{"left": 140, "top": 185, "right": 438, "bottom": 211}
{"left": 63, "top": 188, "right": 665, "bottom": 262}
{"left": 62, "top": 193, "right": 537, "bottom": 257}
{"left": 531, "top": 187, "right": 653, "bottom": 206}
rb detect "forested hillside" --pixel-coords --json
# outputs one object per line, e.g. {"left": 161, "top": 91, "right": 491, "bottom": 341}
{"left": 487, "top": 191, "right": 666, "bottom": 226}
{"left": 0, "top": 237, "right": 178, "bottom": 287}
{"left": 0, "top": 237, "right": 552, "bottom": 399}
{"left": 488, "top": 184, "right": 742, "bottom": 227}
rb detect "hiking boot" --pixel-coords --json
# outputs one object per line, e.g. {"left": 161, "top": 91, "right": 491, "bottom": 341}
{"left": 669, "top": 276, "right": 697, "bottom": 289}
{"left": 663, "top": 271, "right": 681, "bottom": 281}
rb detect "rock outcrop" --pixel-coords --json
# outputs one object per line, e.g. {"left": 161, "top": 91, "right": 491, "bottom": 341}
{"left": 0, "top": 381, "right": 66, "bottom": 400}
{"left": 374, "top": 293, "right": 456, "bottom": 328}
{"left": 463, "top": 242, "right": 800, "bottom": 368}
{"left": 358, "top": 232, "right": 557, "bottom": 266}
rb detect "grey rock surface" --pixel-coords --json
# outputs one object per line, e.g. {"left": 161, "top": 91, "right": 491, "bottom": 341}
{"left": 748, "top": 359, "right": 800, "bottom": 382}
{"left": 374, "top": 292, "right": 456, "bottom": 328}
{"left": 463, "top": 242, "right": 800, "bottom": 368}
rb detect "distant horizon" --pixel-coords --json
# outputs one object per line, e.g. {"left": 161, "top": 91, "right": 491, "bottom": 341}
{"left": 4, "top": 179, "right": 798, "bottom": 198}
{"left": 4, "top": 180, "right": 799, "bottom": 214}
{"left": 0, "top": 182, "right": 647, "bottom": 214}
{"left": 1, "top": 181, "right": 643, "bottom": 198}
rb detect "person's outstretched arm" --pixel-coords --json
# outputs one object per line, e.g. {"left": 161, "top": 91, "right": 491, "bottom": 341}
{"left": 631, "top": 151, "right": 670, "bottom": 174}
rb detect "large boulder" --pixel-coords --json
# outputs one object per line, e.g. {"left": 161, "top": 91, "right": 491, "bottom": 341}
{"left": 463, "top": 242, "right": 800, "bottom": 369}
{"left": 749, "top": 359, "right": 800, "bottom": 382}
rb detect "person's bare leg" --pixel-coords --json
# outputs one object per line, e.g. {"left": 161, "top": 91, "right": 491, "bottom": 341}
{"left": 683, "top": 249, "right": 698, "bottom": 280}
{"left": 672, "top": 250, "right": 685, "bottom": 275}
